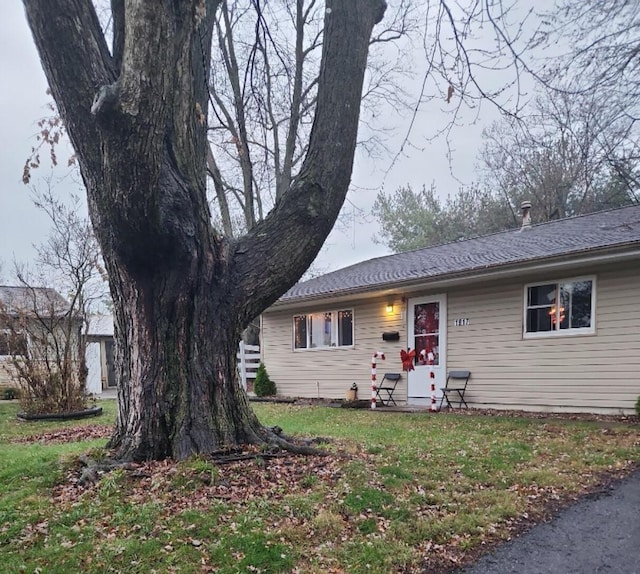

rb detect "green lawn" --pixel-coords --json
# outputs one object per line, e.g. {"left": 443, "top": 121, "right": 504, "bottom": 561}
{"left": 0, "top": 400, "right": 638, "bottom": 573}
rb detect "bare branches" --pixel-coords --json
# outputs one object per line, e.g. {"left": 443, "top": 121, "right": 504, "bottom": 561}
{"left": 30, "top": 185, "right": 107, "bottom": 317}
{"left": 232, "top": 0, "right": 387, "bottom": 324}
{"left": 205, "top": 0, "right": 417, "bottom": 237}
{"left": 538, "top": 0, "right": 640, "bottom": 98}
{"left": 381, "top": 0, "right": 542, "bottom": 183}
{"left": 206, "top": 0, "right": 325, "bottom": 235}
{"left": 526, "top": 0, "right": 640, "bottom": 207}
{"left": 480, "top": 90, "right": 640, "bottom": 222}
{"left": 23, "top": 0, "right": 114, "bottom": 182}
{"left": 0, "top": 182, "right": 108, "bottom": 414}
{"left": 0, "top": 284, "right": 85, "bottom": 414}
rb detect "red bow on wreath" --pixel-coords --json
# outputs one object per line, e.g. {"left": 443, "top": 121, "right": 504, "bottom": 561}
{"left": 400, "top": 348, "right": 416, "bottom": 372}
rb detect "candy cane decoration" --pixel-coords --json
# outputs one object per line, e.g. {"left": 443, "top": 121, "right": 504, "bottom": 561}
{"left": 428, "top": 351, "right": 437, "bottom": 411}
{"left": 420, "top": 349, "right": 438, "bottom": 411}
{"left": 371, "top": 351, "right": 385, "bottom": 409}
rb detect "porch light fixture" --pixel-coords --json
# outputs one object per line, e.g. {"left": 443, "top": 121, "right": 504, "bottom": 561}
{"left": 386, "top": 302, "right": 394, "bottom": 314}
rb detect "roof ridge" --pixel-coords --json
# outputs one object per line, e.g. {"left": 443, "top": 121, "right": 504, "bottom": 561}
{"left": 396, "top": 202, "right": 640, "bottom": 257}
{"left": 329, "top": 203, "right": 640, "bottom": 274}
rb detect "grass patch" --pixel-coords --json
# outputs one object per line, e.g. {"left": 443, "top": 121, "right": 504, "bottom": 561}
{"left": 210, "top": 531, "right": 295, "bottom": 573}
{"left": 0, "top": 400, "right": 116, "bottom": 442}
{"left": 0, "top": 401, "right": 638, "bottom": 573}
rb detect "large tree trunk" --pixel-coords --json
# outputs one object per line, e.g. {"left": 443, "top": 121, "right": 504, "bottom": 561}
{"left": 23, "top": 0, "right": 386, "bottom": 461}
{"left": 107, "top": 259, "right": 264, "bottom": 460}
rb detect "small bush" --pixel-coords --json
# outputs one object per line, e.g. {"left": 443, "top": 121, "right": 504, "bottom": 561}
{"left": 635, "top": 396, "right": 640, "bottom": 417}
{"left": 2, "top": 387, "right": 20, "bottom": 400}
{"left": 254, "top": 362, "right": 276, "bottom": 397}
{"left": 17, "top": 367, "right": 87, "bottom": 415}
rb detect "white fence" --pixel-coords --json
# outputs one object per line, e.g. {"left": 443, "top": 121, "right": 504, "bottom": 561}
{"left": 87, "top": 336, "right": 260, "bottom": 396}
{"left": 237, "top": 342, "right": 260, "bottom": 392}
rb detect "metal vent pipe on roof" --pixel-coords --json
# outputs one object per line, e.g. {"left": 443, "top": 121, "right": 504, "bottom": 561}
{"left": 521, "top": 200, "right": 532, "bottom": 230}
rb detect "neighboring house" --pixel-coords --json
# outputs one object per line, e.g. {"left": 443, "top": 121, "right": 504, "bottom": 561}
{"left": 261, "top": 203, "right": 640, "bottom": 414}
{"left": 0, "top": 285, "right": 77, "bottom": 391}
{"left": 86, "top": 314, "right": 116, "bottom": 395}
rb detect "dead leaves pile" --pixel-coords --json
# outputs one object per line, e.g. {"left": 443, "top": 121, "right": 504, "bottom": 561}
{"left": 11, "top": 424, "right": 113, "bottom": 444}
{"left": 53, "top": 445, "right": 350, "bottom": 512}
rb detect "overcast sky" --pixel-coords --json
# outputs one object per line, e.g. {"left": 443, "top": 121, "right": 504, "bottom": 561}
{"left": 1, "top": 2, "right": 52, "bottom": 279}
{"left": 0, "top": 2, "right": 509, "bottom": 283}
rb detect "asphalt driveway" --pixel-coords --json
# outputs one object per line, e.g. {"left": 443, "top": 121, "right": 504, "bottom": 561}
{"left": 457, "top": 469, "right": 640, "bottom": 574}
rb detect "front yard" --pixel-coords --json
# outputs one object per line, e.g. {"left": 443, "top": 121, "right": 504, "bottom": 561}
{"left": 0, "top": 400, "right": 638, "bottom": 573}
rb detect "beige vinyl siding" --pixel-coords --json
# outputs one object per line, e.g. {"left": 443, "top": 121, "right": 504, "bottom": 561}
{"left": 261, "top": 295, "right": 409, "bottom": 401}
{"left": 0, "top": 319, "right": 84, "bottom": 395}
{"left": 0, "top": 359, "right": 15, "bottom": 390}
{"left": 264, "top": 263, "right": 640, "bottom": 413}
{"left": 446, "top": 265, "right": 640, "bottom": 413}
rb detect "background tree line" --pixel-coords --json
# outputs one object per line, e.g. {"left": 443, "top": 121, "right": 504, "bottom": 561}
{"left": 373, "top": 89, "right": 640, "bottom": 252}
{"left": 374, "top": 0, "right": 640, "bottom": 252}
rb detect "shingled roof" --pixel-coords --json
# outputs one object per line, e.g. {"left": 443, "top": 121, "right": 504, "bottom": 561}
{"left": 0, "top": 286, "right": 70, "bottom": 316}
{"left": 278, "top": 204, "right": 640, "bottom": 305}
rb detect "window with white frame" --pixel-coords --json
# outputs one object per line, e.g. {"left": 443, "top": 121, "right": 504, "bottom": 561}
{"left": 525, "top": 277, "right": 595, "bottom": 336}
{"left": 293, "top": 309, "right": 353, "bottom": 349}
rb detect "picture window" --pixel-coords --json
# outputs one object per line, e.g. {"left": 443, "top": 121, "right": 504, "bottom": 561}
{"left": 293, "top": 309, "right": 353, "bottom": 349}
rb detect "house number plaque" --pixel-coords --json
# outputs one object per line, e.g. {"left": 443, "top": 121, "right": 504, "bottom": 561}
{"left": 453, "top": 318, "right": 470, "bottom": 327}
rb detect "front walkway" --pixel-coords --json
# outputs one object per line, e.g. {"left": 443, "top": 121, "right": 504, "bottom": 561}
{"left": 457, "top": 468, "right": 640, "bottom": 574}
{"left": 99, "top": 388, "right": 117, "bottom": 400}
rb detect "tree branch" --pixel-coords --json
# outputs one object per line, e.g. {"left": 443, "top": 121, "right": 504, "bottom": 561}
{"left": 231, "top": 0, "right": 387, "bottom": 324}
{"left": 278, "top": 0, "right": 306, "bottom": 200}
{"left": 217, "top": 2, "right": 256, "bottom": 230}
{"left": 207, "top": 143, "right": 234, "bottom": 236}
{"left": 111, "top": 0, "right": 125, "bottom": 71}
{"left": 22, "top": 0, "right": 115, "bottom": 179}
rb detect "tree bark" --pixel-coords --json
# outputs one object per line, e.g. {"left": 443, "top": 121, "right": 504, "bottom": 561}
{"left": 23, "top": 0, "right": 386, "bottom": 460}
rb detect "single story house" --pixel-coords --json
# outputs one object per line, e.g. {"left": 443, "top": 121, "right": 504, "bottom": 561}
{"left": 0, "top": 285, "right": 78, "bottom": 392}
{"left": 261, "top": 203, "right": 640, "bottom": 414}
{"left": 0, "top": 287, "right": 113, "bottom": 397}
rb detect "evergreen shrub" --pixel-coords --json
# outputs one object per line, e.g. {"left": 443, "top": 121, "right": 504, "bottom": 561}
{"left": 254, "top": 362, "right": 276, "bottom": 397}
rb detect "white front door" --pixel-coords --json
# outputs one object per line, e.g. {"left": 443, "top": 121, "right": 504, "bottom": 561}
{"left": 407, "top": 295, "right": 447, "bottom": 406}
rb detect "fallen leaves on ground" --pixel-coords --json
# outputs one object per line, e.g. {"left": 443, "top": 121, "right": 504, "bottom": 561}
{"left": 11, "top": 424, "right": 113, "bottom": 444}
{"left": 10, "top": 408, "right": 640, "bottom": 574}
{"left": 53, "top": 444, "right": 352, "bottom": 510}
{"left": 447, "top": 407, "right": 640, "bottom": 426}
{"left": 46, "top": 439, "right": 638, "bottom": 573}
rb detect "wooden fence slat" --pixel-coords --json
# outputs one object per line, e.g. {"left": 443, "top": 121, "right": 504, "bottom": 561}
{"left": 237, "top": 342, "right": 260, "bottom": 392}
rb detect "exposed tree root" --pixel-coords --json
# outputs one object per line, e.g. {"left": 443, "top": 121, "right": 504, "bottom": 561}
{"left": 260, "top": 425, "right": 331, "bottom": 456}
{"left": 76, "top": 426, "right": 331, "bottom": 484}
{"left": 77, "top": 454, "right": 137, "bottom": 485}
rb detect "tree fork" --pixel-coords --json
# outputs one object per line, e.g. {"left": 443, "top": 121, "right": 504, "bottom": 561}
{"left": 23, "top": 0, "right": 387, "bottom": 461}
